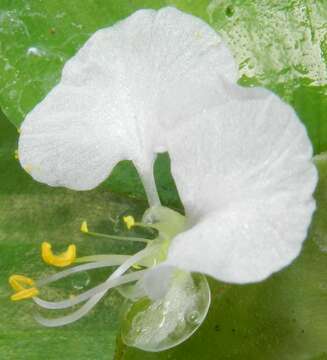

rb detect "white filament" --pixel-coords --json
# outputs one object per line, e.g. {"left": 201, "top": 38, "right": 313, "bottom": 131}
{"left": 34, "top": 246, "right": 158, "bottom": 327}
{"left": 37, "top": 255, "right": 130, "bottom": 287}
{"left": 75, "top": 254, "right": 131, "bottom": 263}
{"left": 34, "top": 270, "right": 147, "bottom": 309}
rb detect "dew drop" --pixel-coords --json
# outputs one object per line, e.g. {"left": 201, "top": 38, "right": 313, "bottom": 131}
{"left": 186, "top": 310, "right": 201, "bottom": 326}
{"left": 71, "top": 272, "right": 90, "bottom": 290}
{"left": 26, "top": 46, "right": 44, "bottom": 57}
{"left": 121, "top": 272, "right": 210, "bottom": 352}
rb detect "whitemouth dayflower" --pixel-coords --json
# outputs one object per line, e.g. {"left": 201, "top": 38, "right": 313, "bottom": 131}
{"left": 10, "top": 7, "right": 317, "bottom": 352}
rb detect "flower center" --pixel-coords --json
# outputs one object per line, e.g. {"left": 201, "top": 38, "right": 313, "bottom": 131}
{"left": 136, "top": 205, "right": 187, "bottom": 267}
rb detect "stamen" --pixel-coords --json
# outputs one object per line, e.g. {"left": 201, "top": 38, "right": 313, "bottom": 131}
{"left": 14, "top": 150, "right": 19, "bottom": 160}
{"left": 123, "top": 216, "right": 157, "bottom": 232}
{"left": 80, "top": 221, "right": 150, "bottom": 243}
{"left": 42, "top": 242, "right": 76, "bottom": 267}
{"left": 9, "top": 275, "right": 39, "bottom": 301}
{"left": 37, "top": 255, "right": 131, "bottom": 288}
{"left": 34, "top": 246, "right": 158, "bottom": 327}
{"left": 34, "top": 270, "right": 146, "bottom": 310}
{"left": 9, "top": 274, "right": 35, "bottom": 291}
{"left": 123, "top": 215, "right": 135, "bottom": 229}
{"left": 11, "top": 287, "right": 39, "bottom": 301}
{"left": 35, "top": 292, "right": 107, "bottom": 327}
{"left": 80, "top": 221, "right": 89, "bottom": 233}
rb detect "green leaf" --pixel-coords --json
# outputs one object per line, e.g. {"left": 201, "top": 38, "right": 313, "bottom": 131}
{"left": 0, "top": 1, "right": 326, "bottom": 153}
{"left": 120, "top": 154, "right": 327, "bottom": 359}
{"left": 213, "top": 1, "right": 327, "bottom": 155}
{"left": 0, "top": 0, "right": 165, "bottom": 127}
{"left": 0, "top": 110, "right": 149, "bottom": 359}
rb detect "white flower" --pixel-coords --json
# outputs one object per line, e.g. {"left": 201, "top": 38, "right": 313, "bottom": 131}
{"left": 15, "top": 7, "right": 317, "bottom": 351}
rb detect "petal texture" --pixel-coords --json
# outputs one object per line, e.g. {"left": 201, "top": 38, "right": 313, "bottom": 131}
{"left": 18, "top": 7, "right": 236, "bottom": 190}
{"left": 166, "top": 85, "right": 317, "bottom": 283}
{"left": 140, "top": 265, "right": 175, "bottom": 300}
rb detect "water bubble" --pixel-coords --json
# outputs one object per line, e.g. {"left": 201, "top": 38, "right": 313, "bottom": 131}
{"left": 26, "top": 46, "right": 44, "bottom": 57}
{"left": 71, "top": 272, "right": 90, "bottom": 290}
{"left": 186, "top": 310, "right": 201, "bottom": 326}
{"left": 121, "top": 272, "right": 210, "bottom": 352}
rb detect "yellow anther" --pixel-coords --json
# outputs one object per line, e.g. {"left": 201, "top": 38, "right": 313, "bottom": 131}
{"left": 14, "top": 150, "right": 19, "bottom": 160}
{"left": 11, "top": 287, "right": 39, "bottom": 301}
{"left": 80, "top": 221, "right": 89, "bottom": 233}
{"left": 9, "top": 275, "right": 39, "bottom": 301}
{"left": 42, "top": 242, "right": 76, "bottom": 267}
{"left": 123, "top": 216, "right": 135, "bottom": 230}
{"left": 9, "top": 275, "right": 36, "bottom": 292}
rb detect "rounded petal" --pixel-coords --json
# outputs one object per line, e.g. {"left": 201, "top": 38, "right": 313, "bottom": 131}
{"left": 19, "top": 7, "right": 236, "bottom": 190}
{"left": 18, "top": 84, "right": 128, "bottom": 190}
{"left": 166, "top": 85, "right": 317, "bottom": 283}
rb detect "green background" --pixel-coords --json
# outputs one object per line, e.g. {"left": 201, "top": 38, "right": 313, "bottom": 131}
{"left": 0, "top": 1, "right": 326, "bottom": 359}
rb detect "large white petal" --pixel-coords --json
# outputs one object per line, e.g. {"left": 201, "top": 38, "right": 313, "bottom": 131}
{"left": 165, "top": 85, "right": 317, "bottom": 283}
{"left": 19, "top": 7, "right": 236, "bottom": 191}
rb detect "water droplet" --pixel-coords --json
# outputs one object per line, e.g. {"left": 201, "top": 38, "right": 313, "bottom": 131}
{"left": 26, "top": 46, "right": 44, "bottom": 57}
{"left": 71, "top": 272, "right": 90, "bottom": 290}
{"left": 121, "top": 272, "right": 210, "bottom": 352}
{"left": 186, "top": 310, "right": 201, "bottom": 326}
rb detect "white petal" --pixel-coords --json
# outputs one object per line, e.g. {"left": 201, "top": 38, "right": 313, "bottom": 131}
{"left": 166, "top": 85, "right": 317, "bottom": 283}
{"left": 140, "top": 265, "right": 175, "bottom": 300}
{"left": 19, "top": 7, "right": 236, "bottom": 190}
